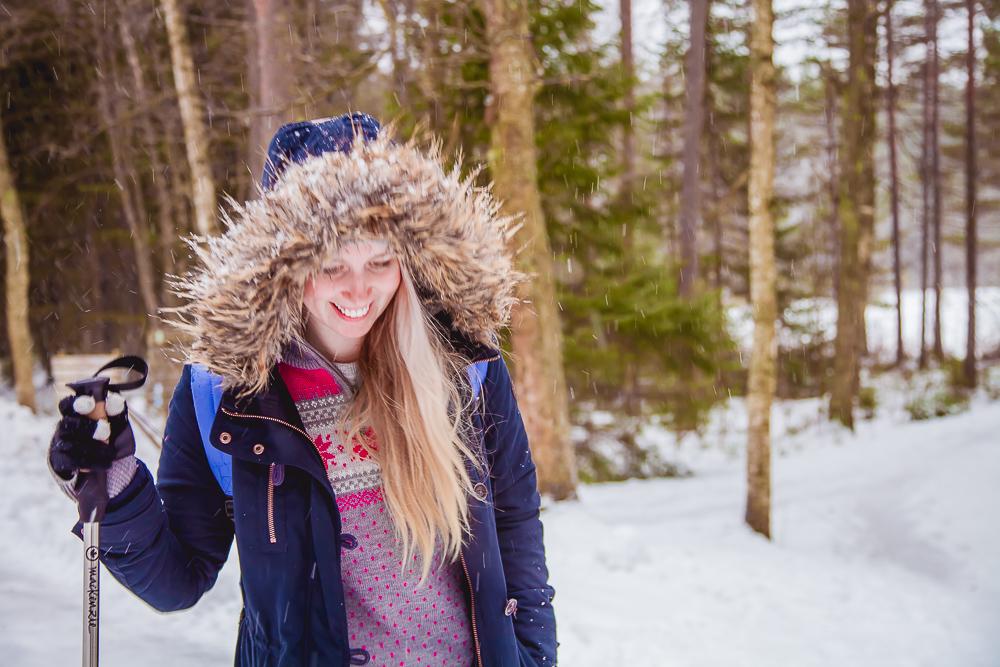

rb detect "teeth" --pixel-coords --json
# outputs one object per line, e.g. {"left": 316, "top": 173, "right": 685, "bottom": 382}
{"left": 334, "top": 302, "right": 371, "bottom": 318}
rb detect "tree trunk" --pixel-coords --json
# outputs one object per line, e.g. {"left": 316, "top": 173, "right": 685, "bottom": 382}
{"left": 829, "top": 0, "right": 877, "bottom": 430}
{"left": 678, "top": 0, "right": 709, "bottom": 298}
{"left": 102, "top": 6, "right": 181, "bottom": 416}
{"left": 483, "top": 0, "right": 578, "bottom": 500}
{"left": 886, "top": 0, "right": 905, "bottom": 366}
{"left": 620, "top": 0, "right": 644, "bottom": 414}
{"left": 249, "top": 0, "right": 296, "bottom": 184}
{"left": 964, "top": 0, "right": 978, "bottom": 387}
{"left": 704, "top": 16, "right": 724, "bottom": 296}
{"left": 94, "top": 25, "right": 160, "bottom": 330}
{"left": 380, "top": 0, "right": 410, "bottom": 113}
{"left": 0, "top": 113, "right": 37, "bottom": 412}
{"left": 160, "top": 0, "right": 218, "bottom": 236}
{"left": 118, "top": 2, "right": 179, "bottom": 304}
{"left": 746, "top": 0, "right": 775, "bottom": 539}
{"left": 823, "top": 64, "right": 840, "bottom": 302}
{"left": 414, "top": 0, "right": 445, "bottom": 133}
{"left": 919, "top": 48, "right": 931, "bottom": 370}
{"left": 930, "top": 0, "right": 944, "bottom": 361}
{"left": 621, "top": 0, "right": 636, "bottom": 230}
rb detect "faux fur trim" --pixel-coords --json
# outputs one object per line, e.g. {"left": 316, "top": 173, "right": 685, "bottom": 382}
{"left": 162, "top": 134, "right": 525, "bottom": 399}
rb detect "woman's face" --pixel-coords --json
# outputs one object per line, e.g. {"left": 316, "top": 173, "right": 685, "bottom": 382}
{"left": 301, "top": 239, "right": 402, "bottom": 362}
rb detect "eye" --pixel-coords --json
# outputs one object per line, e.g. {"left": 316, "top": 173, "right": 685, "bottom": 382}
{"left": 370, "top": 258, "right": 394, "bottom": 270}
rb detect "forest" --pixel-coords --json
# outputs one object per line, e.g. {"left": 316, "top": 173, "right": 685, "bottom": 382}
{"left": 1, "top": 0, "right": 997, "bottom": 664}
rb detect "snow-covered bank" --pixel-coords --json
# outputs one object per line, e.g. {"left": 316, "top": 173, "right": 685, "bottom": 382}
{"left": 2, "top": 385, "right": 998, "bottom": 665}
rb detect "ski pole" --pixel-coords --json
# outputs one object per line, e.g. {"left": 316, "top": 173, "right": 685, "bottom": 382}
{"left": 65, "top": 356, "right": 148, "bottom": 667}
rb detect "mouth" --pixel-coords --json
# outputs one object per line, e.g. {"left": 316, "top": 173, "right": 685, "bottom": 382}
{"left": 331, "top": 302, "right": 372, "bottom": 321}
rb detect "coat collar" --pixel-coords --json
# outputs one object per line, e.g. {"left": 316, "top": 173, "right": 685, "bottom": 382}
{"left": 214, "top": 317, "right": 496, "bottom": 492}
{"left": 224, "top": 310, "right": 500, "bottom": 418}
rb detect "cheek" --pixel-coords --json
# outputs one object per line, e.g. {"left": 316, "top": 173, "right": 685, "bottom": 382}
{"left": 382, "top": 267, "right": 402, "bottom": 293}
{"left": 301, "top": 281, "right": 313, "bottom": 308}
{"left": 302, "top": 278, "right": 330, "bottom": 313}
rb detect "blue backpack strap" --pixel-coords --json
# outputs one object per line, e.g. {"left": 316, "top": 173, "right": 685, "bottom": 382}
{"left": 189, "top": 363, "right": 232, "bottom": 497}
{"left": 466, "top": 360, "right": 490, "bottom": 402}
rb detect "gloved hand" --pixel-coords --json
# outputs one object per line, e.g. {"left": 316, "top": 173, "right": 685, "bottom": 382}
{"left": 48, "top": 391, "right": 138, "bottom": 504}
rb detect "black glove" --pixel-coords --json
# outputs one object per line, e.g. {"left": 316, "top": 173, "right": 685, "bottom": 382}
{"left": 48, "top": 391, "right": 138, "bottom": 506}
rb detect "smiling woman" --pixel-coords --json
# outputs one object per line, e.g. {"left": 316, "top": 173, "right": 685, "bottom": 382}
{"left": 47, "top": 112, "right": 558, "bottom": 667}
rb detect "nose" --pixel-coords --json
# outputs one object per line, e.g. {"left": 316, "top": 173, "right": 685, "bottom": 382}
{"left": 342, "top": 271, "right": 373, "bottom": 304}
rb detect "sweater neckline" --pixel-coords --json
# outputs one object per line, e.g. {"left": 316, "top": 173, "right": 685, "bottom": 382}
{"left": 282, "top": 337, "right": 360, "bottom": 393}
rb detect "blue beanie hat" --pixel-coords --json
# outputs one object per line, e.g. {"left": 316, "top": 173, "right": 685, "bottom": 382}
{"left": 260, "top": 112, "right": 382, "bottom": 191}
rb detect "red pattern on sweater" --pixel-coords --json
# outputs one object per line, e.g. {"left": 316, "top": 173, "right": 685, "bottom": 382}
{"left": 277, "top": 350, "right": 473, "bottom": 666}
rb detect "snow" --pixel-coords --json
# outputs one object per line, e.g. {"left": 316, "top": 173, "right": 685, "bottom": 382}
{"left": 2, "top": 335, "right": 999, "bottom": 664}
{"left": 554, "top": 384, "right": 1000, "bottom": 666}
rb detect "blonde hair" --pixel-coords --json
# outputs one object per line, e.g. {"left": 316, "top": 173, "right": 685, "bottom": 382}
{"left": 332, "top": 263, "right": 485, "bottom": 585}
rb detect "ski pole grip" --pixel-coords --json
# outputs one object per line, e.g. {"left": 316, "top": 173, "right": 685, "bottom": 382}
{"left": 67, "top": 376, "right": 112, "bottom": 525}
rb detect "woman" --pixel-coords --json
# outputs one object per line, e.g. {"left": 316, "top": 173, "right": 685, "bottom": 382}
{"left": 48, "top": 113, "right": 557, "bottom": 666}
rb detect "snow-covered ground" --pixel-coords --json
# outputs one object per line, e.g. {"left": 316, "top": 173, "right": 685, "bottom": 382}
{"left": 2, "top": 365, "right": 998, "bottom": 665}
{"left": 557, "top": 372, "right": 1000, "bottom": 666}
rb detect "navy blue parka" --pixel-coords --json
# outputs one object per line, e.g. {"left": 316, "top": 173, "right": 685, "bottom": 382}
{"left": 72, "top": 327, "right": 557, "bottom": 666}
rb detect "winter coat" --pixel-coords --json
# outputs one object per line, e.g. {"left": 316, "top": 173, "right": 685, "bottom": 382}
{"left": 70, "top": 121, "right": 557, "bottom": 666}
{"left": 71, "top": 328, "right": 555, "bottom": 666}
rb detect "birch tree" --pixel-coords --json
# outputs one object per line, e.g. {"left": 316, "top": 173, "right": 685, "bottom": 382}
{"left": 160, "top": 0, "right": 218, "bottom": 236}
{"left": 746, "top": 0, "right": 776, "bottom": 538}
{"left": 0, "top": 113, "right": 37, "bottom": 412}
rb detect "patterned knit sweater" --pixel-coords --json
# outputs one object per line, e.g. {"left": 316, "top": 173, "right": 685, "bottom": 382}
{"left": 277, "top": 338, "right": 474, "bottom": 667}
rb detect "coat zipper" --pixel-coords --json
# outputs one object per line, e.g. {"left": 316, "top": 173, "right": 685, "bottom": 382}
{"left": 460, "top": 552, "right": 484, "bottom": 667}
{"left": 267, "top": 463, "right": 277, "bottom": 544}
{"left": 463, "top": 352, "right": 495, "bottom": 667}
{"left": 220, "top": 408, "right": 310, "bottom": 546}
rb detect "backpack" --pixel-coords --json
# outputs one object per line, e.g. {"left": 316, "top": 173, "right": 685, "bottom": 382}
{"left": 190, "top": 360, "right": 492, "bottom": 498}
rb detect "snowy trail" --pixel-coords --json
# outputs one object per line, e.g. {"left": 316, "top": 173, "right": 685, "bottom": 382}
{"left": 548, "top": 399, "right": 1000, "bottom": 666}
{"left": 1, "top": 397, "right": 998, "bottom": 665}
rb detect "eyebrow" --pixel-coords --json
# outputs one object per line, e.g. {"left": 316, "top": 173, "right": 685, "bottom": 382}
{"left": 327, "top": 252, "right": 393, "bottom": 266}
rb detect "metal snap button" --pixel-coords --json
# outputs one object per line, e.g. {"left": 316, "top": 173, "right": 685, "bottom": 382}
{"left": 219, "top": 431, "right": 232, "bottom": 445}
{"left": 341, "top": 533, "right": 359, "bottom": 550}
{"left": 504, "top": 597, "right": 518, "bottom": 616}
{"left": 252, "top": 443, "right": 265, "bottom": 455}
{"left": 473, "top": 482, "right": 488, "bottom": 501}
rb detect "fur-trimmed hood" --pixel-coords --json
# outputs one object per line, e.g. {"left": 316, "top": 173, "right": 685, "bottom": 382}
{"left": 163, "top": 133, "right": 525, "bottom": 398}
